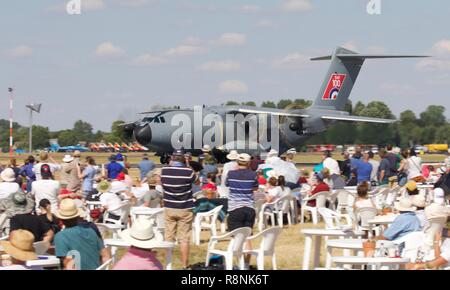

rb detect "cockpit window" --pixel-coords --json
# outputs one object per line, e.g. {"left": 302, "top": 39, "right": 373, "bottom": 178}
{"left": 144, "top": 116, "right": 166, "bottom": 124}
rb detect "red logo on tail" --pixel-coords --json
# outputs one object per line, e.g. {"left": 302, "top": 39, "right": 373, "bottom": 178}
{"left": 322, "top": 73, "right": 347, "bottom": 100}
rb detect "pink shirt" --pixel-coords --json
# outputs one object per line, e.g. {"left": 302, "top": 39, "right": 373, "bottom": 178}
{"left": 113, "top": 247, "right": 163, "bottom": 270}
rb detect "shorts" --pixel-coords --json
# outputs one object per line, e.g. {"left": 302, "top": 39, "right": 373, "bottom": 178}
{"left": 164, "top": 208, "right": 194, "bottom": 243}
{"left": 227, "top": 207, "right": 256, "bottom": 232}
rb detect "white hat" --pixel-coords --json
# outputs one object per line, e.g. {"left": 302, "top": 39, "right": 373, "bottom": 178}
{"left": 267, "top": 170, "right": 279, "bottom": 179}
{"left": 346, "top": 146, "right": 356, "bottom": 155}
{"left": 119, "top": 218, "right": 161, "bottom": 249}
{"left": 202, "top": 145, "right": 211, "bottom": 152}
{"left": 62, "top": 155, "right": 74, "bottom": 163}
{"left": 267, "top": 149, "right": 279, "bottom": 157}
{"left": 226, "top": 150, "right": 239, "bottom": 161}
{"left": 395, "top": 198, "right": 416, "bottom": 212}
{"left": 286, "top": 148, "right": 297, "bottom": 155}
{"left": 433, "top": 188, "right": 446, "bottom": 205}
{"left": 110, "top": 181, "right": 128, "bottom": 194}
{"left": 0, "top": 168, "right": 16, "bottom": 182}
{"left": 412, "top": 195, "right": 426, "bottom": 208}
{"left": 238, "top": 153, "right": 251, "bottom": 162}
{"left": 54, "top": 199, "right": 84, "bottom": 220}
{"left": 393, "top": 147, "right": 401, "bottom": 154}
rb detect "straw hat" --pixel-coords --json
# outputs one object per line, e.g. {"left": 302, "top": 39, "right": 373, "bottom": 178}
{"left": 62, "top": 155, "right": 74, "bottom": 163}
{"left": 0, "top": 230, "right": 37, "bottom": 262}
{"left": 73, "top": 150, "right": 81, "bottom": 158}
{"left": 238, "top": 153, "right": 251, "bottom": 163}
{"left": 405, "top": 181, "right": 417, "bottom": 192}
{"left": 0, "top": 168, "right": 16, "bottom": 182}
{"left": 97, "top": 180, "right": 112, "bottom": 193}
{"left": 202, "top": 145, "right": 212, "bottom": 153}
{"left": 395, "top": 198, "right": 416, "bottom": 212}
{"left": 119, "top": 218, "right": 161, "bottom": 249}
{"left": 226, "top": 150, "right": 239, "bottom": 161}
{"left": 412, "top": 195, "right": 426, "bottom": 208}
{"left": 55, "top": 199, "right": 84, "bottom": 220}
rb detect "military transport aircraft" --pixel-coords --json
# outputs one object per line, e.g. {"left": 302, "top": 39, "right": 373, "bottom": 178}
{"left": 123, "top": 47, "right": 427, "bottom": 164}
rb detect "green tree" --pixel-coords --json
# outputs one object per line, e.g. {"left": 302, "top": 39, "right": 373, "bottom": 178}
{"left": 73, "top": 120, "right": 94, "bottom": 142}
{"left": 434, "top": 124, "right": 450, "bottom": 143}
{"left": 261, "top": 101, "right": 276, "bottom": 108}
{"left": 419, "top": 105, "right": 446, "bottom": 127}
{"left": 398, "top": 110, "right": 419, "bottom": 147}
{"left": 226, "top": 101, "right": 239, "bottom": 106}
{"left": 353, "top": 101, "right": 365, "bottom": 116}
{"left": 242, "top": 101, "right": 256, "bottom": 107}
{"left": 356, "top": 101, "right": 396, "bottom": 145}
{"left": 58, "top": 130, "right": 78, "bottom": 147}
{"left": 293, "top": 99, "right": 313, "bottom": 109}
{"left": 277, "top": 99, "right": 293, "bottom": 109}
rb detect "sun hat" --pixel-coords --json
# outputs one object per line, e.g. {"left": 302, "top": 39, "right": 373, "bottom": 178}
{"left": 433, "top": 188, "right": 446, "bottom": 205}
{"left": 238, "top": 153, "right": 251, "bottom": 163}
{"left": 202, "top": 145, "right": 212, "bottom": 153}
{"left": 119, "top": 218, "right": 161, "bottom": 249}
{"left": 405, "top": 181, "right": 418, "bottom": 192}
{"left": 412, "top": 195, "right": 426, "bottom": 208}
{"left": 286, "top": 148, "right": 297, "bottom": 155}
{"left": 1, "top": 168, "right": 16, "bottom": 182}
{"left": 116, "top": 153, "right": 124, "bottom": 161}
{"left": 55, "top": 199, "right": 84, "bottom": 220}
{"left": 110, "top": 181, "right": 128, "bottom": 194}
{"left": 0, "top": 230, "right": 37, "bottom": 262}
{"left": 147, "top": 176, "right": 158, "bottom": 187}
{"left": 73, "top": 150, "right": 81, "bottom": 158}
{"left": 97, "top": 180, "right": 111, "bottom": 193}
{"left": 395, "top": 198, "right": 416, "bottom": 212}
{"left": 267, "top": 149, "right": 279, "bottom": 158}
{"left": 62, "top": 154, "right": 74, "bottom": 163}
{"left": 226, "top": 150, "right": 239, "bottom": 161}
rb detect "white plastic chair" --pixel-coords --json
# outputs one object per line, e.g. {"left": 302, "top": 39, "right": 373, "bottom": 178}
{"left": 384, "top": 187, "right": 401, "bottom": 207}
{"left": 205, "top": 227, "right": 252, "bottom": 270}
{"left": 255, "top": 199, "right": 267, "bottom": 232}
{"left": 261, "top": 195, "right": 292, "bottom": 229}
{"left": 300, "top": 191, "right": 329, "bottom": 224}
{"left": 192, "top": 205, "right": 223, "bottom": 246}
{"left": 217, "top": 186, "right": 230, "bottom": 198}
{"left": 96, "top": 258, "right": 114, "bottom": 270}
{"left": 103, "top": 201, "right": 131, "bottom": 228}
{"left": 355, "top": 207, "right": 378, "bottom": 233}
{"left": 317, "top": 208, "right": 352, "bottom": 230}
{"left": 243, "top": 227, "right": 282, "bottom": 270}
{"left": 335, "top": 190, "right": 354, "bottom": 215}
{"left": 33, "top": 241, "right": 50, "bottom": 255}
{"left": 371, "top": 187, "right": 390, "bottom": 209}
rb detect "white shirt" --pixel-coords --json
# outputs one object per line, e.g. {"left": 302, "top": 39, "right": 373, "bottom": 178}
{"left": 31, "top": 179, "right": 60, "bottom": 212}
{"left": 0, "top": 182, "right": 20, "bottom": 200}
{"left": 100, "top": 192, "right": 124, "bottom": 217}
{"left": 323, "top": 157, "right": 340, "bottom": 176}
{"left": 221, "top": 161, "right": 238, "bottom": 187}
{"left": 406, "top": 156, "right": 422, "bottom": 179}
{"left": 33, "top": 163, "right": 62, "bottom": 181}
{"left": 369, "top": 159, "right": 380, "bottom": 181}
{"left": 354, "top": 198, "right": 375, "bottom": 209}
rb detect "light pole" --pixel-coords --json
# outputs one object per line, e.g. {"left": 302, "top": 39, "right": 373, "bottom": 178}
{"left": 8, "top": 88, "right": 13, "bottom": 157}
{"left": 26, "top": 103, "right": 42, "bottom": 154}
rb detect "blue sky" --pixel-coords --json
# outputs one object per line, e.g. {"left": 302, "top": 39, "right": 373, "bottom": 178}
{"left": 0, "top": 0, "right": 449, "bottom": 131}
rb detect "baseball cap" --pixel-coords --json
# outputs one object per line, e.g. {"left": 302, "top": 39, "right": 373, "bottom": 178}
{"left": 172, "top": 149, "right": 185, "bottom": 157}
{"left": 40, "top": 164, "right": 52, "bottom": 179}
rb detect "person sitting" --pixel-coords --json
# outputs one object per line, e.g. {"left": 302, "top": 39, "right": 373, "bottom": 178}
{"left": 377, "top": 198, "right": 421, "bottom": 241}
{"left": 307, "top": 172, "right": 330, "bottom": 207}
{"left": 201, "top": 173, "right": 217, "bottom": 199}
{"left": 405, "top": 181, "right": 419, "bottom": 196}
{"left": 411, "top": 195, "right": 428, "bottom": 229}
{"left": 37, "top": 199, "right": 61, "bottom": 235}
{"left": 0, "top": 230, "right": 39, "bottom": 269}
{"left": 9, "top": 204, "right": 54, "bottom": 243}
{"left": 354, "top": 182, "right": 376, "bottom": 211}
{"left": 264, "top": 176, "right": 279, "bottom": 203}
{"left": 0, "top": 168, "right": 20, "bottom": 200}
{"left": 142, "top": 176, "right": 163, "bottom": 208}
{"left": 113, "top": 218, "right": 163, "bottom": 270}
{"left": 98, "top": 181, "right": 129, "bottom": 222}
{"left": 54, "top": 199, "right": 110, "bottom": 270}
{"left": 0, "top": 191, "right": 35, "bottom": 235}
{"left": 31, "top": 164, "right": 60, "bottom": 213}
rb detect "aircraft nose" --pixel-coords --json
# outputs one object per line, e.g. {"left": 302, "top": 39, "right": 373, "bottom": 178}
{"left": 134, "top": 124, "right": 152, "bottom": 145}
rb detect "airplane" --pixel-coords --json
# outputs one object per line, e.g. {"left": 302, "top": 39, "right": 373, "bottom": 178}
{"left": 122, "top": 47, "right": 428, "bottom": 164}
{"left": 48, "top": 142, "right": 90, "bottom": 153}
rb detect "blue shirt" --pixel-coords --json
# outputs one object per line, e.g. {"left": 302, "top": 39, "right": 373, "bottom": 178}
{"left": 107, "top": 162, "right": 123, "bottom": 179}
{"left": 82, "top": 166, "right": 96, "bottom": 192}
{"left": 383, "top": 212, "right": 421, "bottom": 241}
{"left": 138, "top": 160, "right": 155, "bottom": 180}
{"left": 356, "top": 161, "right": 372, "bottom": 183}
{"left": 54, "top": 225, "right": 104, "bottom": 270}
{"left": 19, "top": 163, "right": 36, "bottom": 181}
{"left": 226, "top": 169, "right": 258, "bottom": 211}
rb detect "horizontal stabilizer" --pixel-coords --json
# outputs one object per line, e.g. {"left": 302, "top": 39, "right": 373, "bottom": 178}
{"left": 322, "top": 115, "right": 396, "bottom": 124}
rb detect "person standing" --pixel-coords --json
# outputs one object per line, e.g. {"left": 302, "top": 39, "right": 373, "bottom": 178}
{"left": 354, "top": 151, "right": 373, "bottom": 184}
{"left": 138, "top": 154, "right": 155, "bottom": 181}
{"left": 220, "top": 150, "right": 239, "bottom": 187}
{"left": 33, "top": 152, "right": 61, "bottom": 181}
{"left": 19, "top": 156, "right": 36, "bottom": 193}
{"left": 378, "top": 148, "right": 395, "bottom": 185}
{"left": 31, "top": 164, "right": 60, "bottom": 213}
{"left": 160, "top": 149, "right": 196, "bottom": 269}
{"left": 106, "top": 155, "right": 123, "bottom": 180}
{"left": 407, "top": 148, "right": 423, "bottom": 182}
{"left": 79, "top": 157, "right": 97, "bottom": 199}
{"left": 368, "top": 151, "right": 380, "bottom": 185}
{"left": 322, "top": 150, "right": 345, "bottom": 189}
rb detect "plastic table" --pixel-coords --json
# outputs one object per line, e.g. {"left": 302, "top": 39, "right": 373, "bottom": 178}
{"left": 332, "top": 256, "right": 410, "bottom": 270}
{"left": 104, "top": 238, "right": 175, "bottom": 270}
{"left": 301, "top": 228, "right": 364, "bottom": 270}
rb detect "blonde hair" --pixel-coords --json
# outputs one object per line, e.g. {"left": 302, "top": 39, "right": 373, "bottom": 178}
{"left": 39, "top": 151, "right": 48, "bottom": 161}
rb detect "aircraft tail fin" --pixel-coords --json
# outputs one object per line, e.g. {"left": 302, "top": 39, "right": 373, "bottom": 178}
{"left": 310, "top": 47, "right": 428, "bottom": 111}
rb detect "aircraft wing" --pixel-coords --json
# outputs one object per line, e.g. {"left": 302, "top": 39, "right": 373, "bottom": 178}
{"left": 225, "top": 106, "right": 309, "bottom": 118}
{"left": 321, "top": 115, "right": 396, "bottom": 124}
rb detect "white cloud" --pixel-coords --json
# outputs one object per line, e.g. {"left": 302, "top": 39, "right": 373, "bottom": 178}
{"left": 132, "top": 53, "right": 167, "bottom": 66}
{"left": 197, "top": 60, "right": 241, "bottom": 72}
{"left": 182, "top": 37, "right": 202, "bottom": 46}
{"left": 239, "top": 5, "right": 262, "bottom": 13}
{"left": 7, "top": 46, "right": 33, "bottom": 58}
{"left": 431, "top": 39, "right": 450, "bottom": 55}
{"left": 164, "top": 44, "right": 208, "bottom": 57}
{"left": 218, "top": 80, "right": 249, "bottom": 94}
{"left": 82, "top": 0, "right": 106, "bottom": 11}
{"left": 95, "top": 42, "right": 125, "bottom": 58}
{"left": 273, "top": 53, "right": 309, "bottom": 69}
{"left": 281, "top": 0, "right": 313, "bottom": 12}
{"left": 214, "top": 33, "right": 247, "bottom": 47}
{"left": 380, "top": 83, "right": 416, "bottom": 95}
{"left": 416, "top": 59, "right": 450, "bottom": 71}
{"left": 255, "top": 20, "right": 275, "bottom": 28}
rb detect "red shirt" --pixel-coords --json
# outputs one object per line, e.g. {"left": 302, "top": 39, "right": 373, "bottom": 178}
{"left": 201, "top": 182, "right": 217, "bottom": 192}
{"left": 258, "top": 177, "right": 267, "bottom": 185}
{"left": 308, "top": 182, "right": 330, "bottom": 206}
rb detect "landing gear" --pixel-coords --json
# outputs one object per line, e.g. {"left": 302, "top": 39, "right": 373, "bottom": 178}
{"left": 160, "top": 153, "right": 170, "bottom": 164}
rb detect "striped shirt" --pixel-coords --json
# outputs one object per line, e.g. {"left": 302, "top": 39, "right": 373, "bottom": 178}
{"left": 161, "top": 162, "right": 196, "bottom": 210}
{"left": 226, "top": 169, "right": 258, "bottom": 211}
